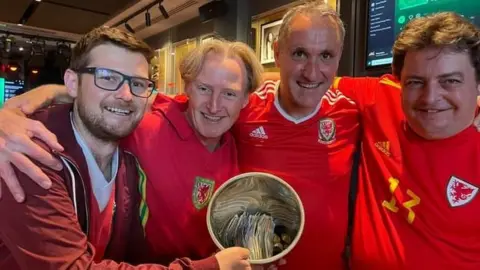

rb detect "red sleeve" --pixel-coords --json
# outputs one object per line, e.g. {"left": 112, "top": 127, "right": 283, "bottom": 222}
{"left": 151, "top": 93, "right": 187, "bottom": 110}
{"left": 333, "top": 76, "right": 381, "bottom": 111}
{"left": 0, "top": 166, "right": 219, "bottom": 270}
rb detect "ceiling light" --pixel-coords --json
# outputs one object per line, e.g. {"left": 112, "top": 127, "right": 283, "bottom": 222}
{"left": 31, "top": 39, "right": 45, "bottom": 56}
{"left": 159, "top": 3, "right": 169, "bottom": 19}
{"left": 145, "top": 10, "right": 151, "bottom": 26}
{"left": 124, "top": 22, "right": 135, "bottom": 33}
{"left": 57, "top": 42, "right": 71, "bottom": 57}
{"left": 4, "top": 37, "right": 13, "bottom": 53}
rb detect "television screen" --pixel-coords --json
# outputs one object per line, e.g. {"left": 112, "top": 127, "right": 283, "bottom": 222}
{"left": 0, "top": 78, "right": 4, "bottom": 108}
{"left": 366, "top": 0, "right": 480, "bottom": 68}
{"left": 4, "top": 79, "right": 24, "bottom": 101}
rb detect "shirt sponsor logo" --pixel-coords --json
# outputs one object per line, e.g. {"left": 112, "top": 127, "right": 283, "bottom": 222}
{"left": 250, "top": 126, "right": 268, "bottom": 139}
{"left": 447, "top": 176, "right": 478, "bottom": 207}
{"left": 318, "top": 118, "right": 336, "bottom": 144}
{"left": 192, "top": 177, "right": 215, "bottom": 210}
{"left": 375, "top": 141, "right": 391, "bottom": 157}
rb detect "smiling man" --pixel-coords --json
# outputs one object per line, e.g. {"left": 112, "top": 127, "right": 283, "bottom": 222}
{"left": 334, "top": 13, "right": 480, "bottom": 269}
{"left": 400, "top": 50, "right": 478, "bottom": 140}
{"left": 232, "top": 2, "right": 359, "bottom": 269}
{"left": 123, "top": 40, "right": 263, "bottom": 262}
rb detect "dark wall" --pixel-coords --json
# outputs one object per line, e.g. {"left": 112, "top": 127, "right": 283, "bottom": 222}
{"left": 249, "top": 0, "right": 296, "bottom": 17}
{"left": 145, "top": 17, "right": 214, "bottom": 49}
{"left": 214, "top": 0, "right": 239, "bottom": 41}
{"left": 337, "top": 0, "right": 356, "bottom": 76}
{"left": 144, "top": 31, "right": 169, "bottom": 50}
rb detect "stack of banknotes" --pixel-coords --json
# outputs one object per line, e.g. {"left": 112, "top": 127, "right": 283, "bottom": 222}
{"left": 222, "top": 211, "right": 275, "bottom": 259}
{"left": 210, "top": 174, "right": 301, "bottom": 260}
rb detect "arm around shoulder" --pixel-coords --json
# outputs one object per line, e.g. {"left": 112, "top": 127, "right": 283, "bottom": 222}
{"left": 334, "top": 76, "right": 383, "bottom": 110}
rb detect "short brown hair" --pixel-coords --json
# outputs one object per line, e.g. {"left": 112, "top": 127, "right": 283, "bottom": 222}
{"left": 392, "top": 12, "right": 480, "bottom": 80}
{"left": 179, "top": 39, "right": 263, "bottom": 94}
{"left": 69, "top": 26, "right": 153, "bottom": 70}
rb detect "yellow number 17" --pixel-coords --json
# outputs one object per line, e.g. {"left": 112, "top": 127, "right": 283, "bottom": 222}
{"left": 381, "top": 177, "right": 421, "bottom": 224}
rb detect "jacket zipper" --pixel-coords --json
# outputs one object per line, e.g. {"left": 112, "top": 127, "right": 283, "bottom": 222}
{"left": 59, "top": 154, "right": 90, "bottom": 235}
{"left": 58, "top": 152, "right": 118, "bottom": 255}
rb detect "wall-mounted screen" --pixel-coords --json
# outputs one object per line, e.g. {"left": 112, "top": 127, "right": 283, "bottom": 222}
{"left": 4, "top": 79, "right": 24, "bottom": 101}
{"left": 0, "top": 78, "right": 4, "bottom": 108}
{"left": 366, "top": 0, "right": 480, "bottom": 68}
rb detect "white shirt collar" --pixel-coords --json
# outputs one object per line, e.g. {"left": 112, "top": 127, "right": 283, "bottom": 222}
{"left": 273, "top": 81, "right": 322, "bottom": 124}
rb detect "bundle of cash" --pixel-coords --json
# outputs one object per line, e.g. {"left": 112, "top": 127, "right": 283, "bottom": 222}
{"left": 210, "top": 174, "right": 302, "bottom": 260}
{"left": 221, "top": 211, "right": 275, "bottom": 260}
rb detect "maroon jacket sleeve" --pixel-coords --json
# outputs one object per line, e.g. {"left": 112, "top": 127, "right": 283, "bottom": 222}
{"left": 0, "top": 166, "right": 219, "bottom": 270}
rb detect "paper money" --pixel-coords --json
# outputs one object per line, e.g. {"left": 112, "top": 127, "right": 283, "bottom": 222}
{"left": 219, "top": 211, "right": 275, "bottom": 260}
{"left": 210, "top": 174, "right": 302, "bottom": 260}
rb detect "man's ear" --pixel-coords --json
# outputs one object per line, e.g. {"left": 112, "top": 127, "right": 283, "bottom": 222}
{"left": 64, "top": 69, "right": 79, "bottom": 98}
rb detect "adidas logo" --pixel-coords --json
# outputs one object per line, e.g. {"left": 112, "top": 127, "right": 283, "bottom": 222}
{"left": 375, "top": 141, "right": 391, "bottom": 157}
{"left": 250, "top": 126, "right": 268, "bottom": 139}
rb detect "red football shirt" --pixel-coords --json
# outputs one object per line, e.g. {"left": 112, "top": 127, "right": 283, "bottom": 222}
{"left": 232, "top": 80, "right": 360, "bottom": 269}
{"left": 88, "top": 185, "right": 116, "bottom": 262}
{"left": 122, "top": 94, "right": 239, "bottom": 263}
{"left": 337, "top": 75, "right": 480, "bottom": 269}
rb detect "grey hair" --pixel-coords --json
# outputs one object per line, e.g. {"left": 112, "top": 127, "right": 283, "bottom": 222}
{"left": 277, "top": 0, "right": 345, "bottom": 48}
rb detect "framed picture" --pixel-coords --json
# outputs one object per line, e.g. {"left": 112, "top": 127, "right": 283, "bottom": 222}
{"left": 260, "top": 19, "right": 282, "bottom": 64}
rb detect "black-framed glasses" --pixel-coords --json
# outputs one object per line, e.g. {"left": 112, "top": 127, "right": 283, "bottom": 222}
{"left": 76, "top": 67, "right": 155, "bottom": 98}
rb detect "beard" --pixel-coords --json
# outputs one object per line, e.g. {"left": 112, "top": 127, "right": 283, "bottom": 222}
{"left": 76, "top": 101, "right": 141, "bottom": 142}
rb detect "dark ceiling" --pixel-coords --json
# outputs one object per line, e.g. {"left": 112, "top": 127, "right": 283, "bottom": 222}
{"left": 0, "top": 0, "right": 139, "bottom": 34}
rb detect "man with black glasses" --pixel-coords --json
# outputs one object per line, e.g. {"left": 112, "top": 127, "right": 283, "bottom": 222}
{"left": 0, "top": 26, "right": 251, "bottom": 269}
